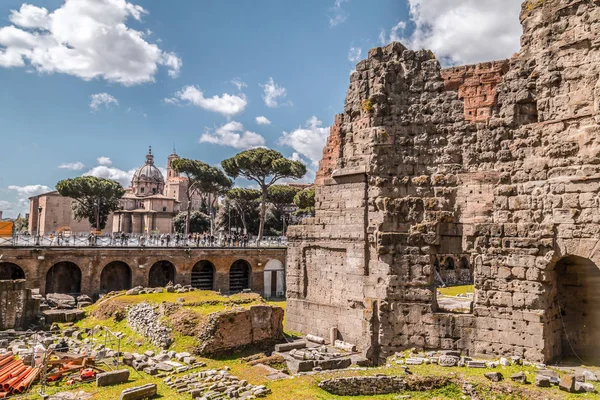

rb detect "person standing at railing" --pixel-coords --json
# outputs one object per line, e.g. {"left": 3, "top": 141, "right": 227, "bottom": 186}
{"left": 166, "top": 233, "right": 171, "bottom": 247}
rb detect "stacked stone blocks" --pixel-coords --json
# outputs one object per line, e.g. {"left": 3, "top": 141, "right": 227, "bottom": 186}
{"left": 287, "top": 0, "right": 600, "bottom": 364}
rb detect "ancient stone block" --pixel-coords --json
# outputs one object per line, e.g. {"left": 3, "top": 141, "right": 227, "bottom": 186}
{"left": 119, "top": 384, "right": 157, "bottom": 400}
{"left": 96, "top": 369, "right": 130, "bottom": 387}
{"left": 559, "top": 375, "right": 576, "bottom": 392}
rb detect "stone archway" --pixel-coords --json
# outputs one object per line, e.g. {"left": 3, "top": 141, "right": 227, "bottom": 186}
{"left": 229, "top": 259, "right": 251, "bottom": 293}
{"left": 191, "top": 260, "right": 215, "bottom": 290}
{"left": 554, "top": 255, "right": 600, "bottom": 363}
{"left": 46, "top": 262, "right": 81, "bottom": 294}
{"left": 0, "top": 262, "right": 25, "bottom": 280}
{"left": 148, "top": 261, "right": 176, "bottom": 288}
{"left": 100, "top": 261, "right": 132, "bottom": 292}
{"left": 264, "top": 259, "right": 284, "bottom": 299}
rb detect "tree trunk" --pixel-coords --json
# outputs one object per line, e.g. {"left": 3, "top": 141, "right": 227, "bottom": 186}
{"left": 238, "top": 205, "right": 248, "bottom": 234}
{"left": 208, "top": 193, "right": 215, "bottom": 236}
{"left": 258, "top": 187, "right": 267, "bottom": 243}
{"left": 185, "top": 187, "right": 192, "bottom": 235}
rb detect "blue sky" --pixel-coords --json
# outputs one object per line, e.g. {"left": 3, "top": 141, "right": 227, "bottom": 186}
{"left": 0, "top": 0, "right": 524, "bottom": 218}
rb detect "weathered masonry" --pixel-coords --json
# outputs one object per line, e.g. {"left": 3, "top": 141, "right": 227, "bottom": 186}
{"left": 0, "top": 247, "right": 286, "bottom": 298}
{"left": 287, "top": 0, "right": 600, "bottom": 365}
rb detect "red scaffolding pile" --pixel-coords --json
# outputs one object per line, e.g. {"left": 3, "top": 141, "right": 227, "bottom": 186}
{"left": 0, "top": 352, "right": 40, "bottom": 397}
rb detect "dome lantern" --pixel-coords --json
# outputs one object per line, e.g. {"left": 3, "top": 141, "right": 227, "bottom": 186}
{"left": 131, "top": 146, "right": 165, "bottom": 197}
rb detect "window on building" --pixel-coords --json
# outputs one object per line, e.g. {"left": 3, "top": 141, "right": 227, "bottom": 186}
{"left": 163, "top": 207, "right": 167, "bottom": 212}
{"left": 141, "top": 187, "right": 144, "bottom": 193}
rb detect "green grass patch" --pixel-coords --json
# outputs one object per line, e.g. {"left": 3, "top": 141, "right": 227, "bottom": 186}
{"left": 27, "top": 291, "right": 600, "bottom": 400}
{"left": 438, "top": 284, "right": 474, "bottom": 297}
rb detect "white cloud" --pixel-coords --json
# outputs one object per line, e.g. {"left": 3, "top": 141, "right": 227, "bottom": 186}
{"left": 348, "top": 47, "right": 362, "bottom": 63}
{"left": 161, "top": 52, "right": 182, "bottom": 78}
{"left": 200, "top": 121, "right": 265, "bottom": 150}
{"left": 0, "top": 200, "right": 13, "bottom": 210}
{"left": 231, "top": 78, "right": 247, "bottom": 91}
{"left": 261, "top": 77, "right": 288, "bottom": 108}
{"left": 97, "top": 156, "right": 112, "bottom": 166}
{"left": 166, "top": 85, "right": 247, "bottom": 117}
{"left": 8, "top": 184, "right": 52, "bottom": 212}
{"left": 8, "top": 184, "right": 52, "bottom": 198}
{"left": 90, "top": 93, "right": 119, "bottom": 111}
{"left": 291, "top": 152, "right": 307, "bottom": 165}
{"left": 379, "top": 21, "right": 407, "bottom": 45}
{"left": 255, "top": 116, "right": 271, "bottom": 125}
{"left": 83, "top": 166, "right": 135, "bottom": 187}
{"left": 279, "top": 116, "right": 329, "bottom": 165}
{"left": 0, "top": 0, "right": 182, "bottom": 85}
{"left": 328, "top": 0, "right": 349, "bottom": 27}
{"left": 9, "top": 4, "right": 50, "bottom": 29}
{"left": 58, "top": 162, "right": 85, "bottom": 171}
{"left": 386, "top": 0, "right": 522, "bottom": 66}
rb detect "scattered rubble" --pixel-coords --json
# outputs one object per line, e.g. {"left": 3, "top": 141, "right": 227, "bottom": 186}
{"left": 273, "top": 338, "right": 356, "bottom": 374}
{"left": 319, "top": 376, "right": 406, "bottom": 396}
{"left": 163, "top": 367, "right": 270, "bottom": 399}
{"left": 122, "top": 349, "right": 206, "bottom": 374}
{"left": 48, "top": 390, "right": 93, "bottom": 399}
{"left": 388, "top": 350, "right": 599, "bottom": 394}
{"left": 126, "top": 283, "right": 196, "bottom": 296}
{"left": 127, "top": 302, "right": 173, "bottom": 349}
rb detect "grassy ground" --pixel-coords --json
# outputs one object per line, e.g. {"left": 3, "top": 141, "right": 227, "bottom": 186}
{"left": 19, "top": 290, "right": 600, "bottom": 399}
{"left": 438, "top": 284, "right": 474, "bottom": 297}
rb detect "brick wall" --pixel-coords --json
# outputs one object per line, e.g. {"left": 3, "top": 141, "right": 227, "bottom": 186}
{"left": 287, "top": 0, "right": 600, "bottom": 364}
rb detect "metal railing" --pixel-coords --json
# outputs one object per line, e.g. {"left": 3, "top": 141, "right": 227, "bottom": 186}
{"left": 0, "top": 234, "right": 288, "bottom": 248}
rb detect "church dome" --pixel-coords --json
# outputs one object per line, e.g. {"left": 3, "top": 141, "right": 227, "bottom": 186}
{"left": 131, "top": 147, "right": 165, "bottom": 197}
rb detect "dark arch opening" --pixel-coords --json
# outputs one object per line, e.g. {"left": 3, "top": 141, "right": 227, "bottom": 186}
{"left": 555, "top": 256, "right": 600, "bottom": 363}
{"left": 192, "top": 260, "right": 215, "bottom": 290}
{"left": 148, "top": 261, "right": 176, "bottom": 287}
{"left": 100, "top": 261, "right": 132, "bottom": 292}
{"left": 459, "top": 257, "right": 469, "bottom": 270}
{"left": 46, "top": 262, "right": 81, "bottom": 294}
{"left": 0, "top": 263, "right": 25, "bottom": 280}
{"left": 229, "top": 259, "right": 250, "bottom": 293}
{"left": 444, "top": 257, "right": 455, "bottom": 270}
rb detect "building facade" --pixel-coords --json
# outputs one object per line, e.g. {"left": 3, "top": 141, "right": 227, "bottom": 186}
{"left": 112, "top": 148, "right": 180, "bottom": 234}
{"left": 29, "top": 148, "right": 205, "bottom": 235}
{"left": 28, "top": 191, "right": 114, "bottom": 235}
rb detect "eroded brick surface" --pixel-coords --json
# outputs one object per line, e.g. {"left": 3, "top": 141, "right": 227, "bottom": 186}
{"left": 441, "top": 61, "right": 510, "bottom": 122}
{"left": 287, "top": 0, "right": 600, "bottom": 364}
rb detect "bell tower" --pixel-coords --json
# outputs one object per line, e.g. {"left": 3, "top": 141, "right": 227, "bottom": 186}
{"left": 167, "top": 148, "right": 180, "bottom": 181}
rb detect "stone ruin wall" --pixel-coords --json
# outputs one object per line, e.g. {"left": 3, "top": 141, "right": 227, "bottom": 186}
{"left": 0, "top": 280, "right": 39, "bottom": 330}
{"left": 287, "top": 0, "right": 600, "bottom": 364}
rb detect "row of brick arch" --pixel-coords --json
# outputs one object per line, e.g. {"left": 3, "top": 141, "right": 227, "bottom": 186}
{"left": 433, "top": 256, "right": 470, "bottom": 272}
{"left": 0, "top": 260, "right": 252, "bottom": 295}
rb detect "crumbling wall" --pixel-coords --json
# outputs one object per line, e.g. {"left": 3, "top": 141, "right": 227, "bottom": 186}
{"left": 196, "top": 305, "right": 284, "bottom": 355}
{"left": 0, "top": 280, "right": 39, "bottom": 330}
{"left": 441, "top": 61, "right": 510, "bottom": 122}
{"left": 287, "top": 0, "right": 600, "bottom": 364}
